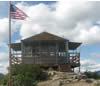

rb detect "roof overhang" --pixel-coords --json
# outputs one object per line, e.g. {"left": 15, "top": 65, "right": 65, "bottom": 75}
{"left": 68, "top": 42, "right": 82, "bottom": 50}
{"left": 11, "top": 43, "right": 21, "bottom": 51}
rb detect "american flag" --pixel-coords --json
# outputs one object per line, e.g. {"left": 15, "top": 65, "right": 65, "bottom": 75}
{"left": 10, "top": 4, "right": 28, "bottom": 20}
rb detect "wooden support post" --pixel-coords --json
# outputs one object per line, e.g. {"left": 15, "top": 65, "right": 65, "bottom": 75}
{"left": 21, "top": 41, "right": 23, "bottom": 60}
{"left": 79, "top": 66, "right": 80, "bottom": 73}
{"left": 79, "top": 53, "right": 80, "bottom": 73}
{"left": 56, "top": 40, "right": 58, "bottom": 65}
{"left": 73, "top": 68, "right": 74, "bottom": 72}
{"left": 58, "top": 65, "right": 61, "bottom": 72}
{"left": 66, "top": 41, "right": 69, "bottom": 63}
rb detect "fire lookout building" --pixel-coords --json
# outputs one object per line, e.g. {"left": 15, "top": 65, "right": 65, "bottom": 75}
{"left": 11, "top": 32, "right": 81, "bottom": 72}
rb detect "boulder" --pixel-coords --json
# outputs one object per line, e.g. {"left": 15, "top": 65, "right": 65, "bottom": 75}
{"left": 37, "top": 80, "right": 61, "bottom": 86}
{"left": 48, "top": 71, "right": 56, "bottom": 76}
{"left": 52, "top": 75, "right": 61, "bottom": 80}
{"left": 81, "top": 75, "right": 87, "bottom": 79}
{"left": 94, "top": 80, "right": 100, "bottom": 85}
{"left": 67, "top": 79, "right": 73, "bottom": 82}
{"left": 86, "top": 78, "right": 96, "bottom": 83}
{"left": 61, "top": 80, "right": 70, "bottom": 84}
{"left": 75, "top": 75, "right": 82, "bottom": 80}
{"left": 75, "top": 74, "right": 87, "bottom": 80}
{"left": 50, "top": 80, "right": 61, "bottom": 86}
{"left": 97, "top": 80, "right": 100, "bottom": 84}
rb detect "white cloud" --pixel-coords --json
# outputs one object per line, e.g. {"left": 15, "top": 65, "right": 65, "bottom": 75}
{"left": 0, "top": 18, "right": 21, "bottom": 43}
{"left": 13, "top": 1, "right": 100, "bottom": 45}
{"left": 80, "top": 58, "right": 100, "bottom": 72}
{"left": 90, "top": 53, "right": 100, "bottom": 58}
{"left": 15, "top": 40, "right": 21, "bottom": 43}
{"left": 0, "top": 18, "right": 9, "bottom": 42}
{"left": 0, "top": 52, "right": 8, "bottom": 74}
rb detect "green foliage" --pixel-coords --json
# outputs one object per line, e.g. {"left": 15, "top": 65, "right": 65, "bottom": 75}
{"left": 12, "top": 64, "right": 48, "bottom": 81}
{"left": 0, "top": 64, "right": 48, "bottom": 86}
{"left": 0, "top": 74, "right": 8, "bottom": 85}
{"left": 84, "top": 72, "right": 100, "bottom": 79}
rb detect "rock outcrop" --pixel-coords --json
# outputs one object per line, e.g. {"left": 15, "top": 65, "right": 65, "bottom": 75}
{"left": 38, "top": 71, "right": 100, "bottom": 86}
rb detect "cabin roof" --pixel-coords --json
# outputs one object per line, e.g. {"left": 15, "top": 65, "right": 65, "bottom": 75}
{"left": 68, "top": 42, "right": 81, "bottom": 50}
{"left": 10, "top": 32, "right": 81, "bottom": 51}
{"left": 11, "top": 43, "right": 21, "bottom": 51}
{"left": 23, "top": 32, "right": 67, "bottom": 41}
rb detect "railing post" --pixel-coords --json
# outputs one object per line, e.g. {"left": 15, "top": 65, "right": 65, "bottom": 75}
{"left": 79, "top": 52, "right": 80, "bottom": 73}
{"left": 68, "top": 52, "right": 81, "bottom": 73}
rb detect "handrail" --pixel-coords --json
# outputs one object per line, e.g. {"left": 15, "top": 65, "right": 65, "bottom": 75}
{"left": 68, "top": 52, "right": 80, "bottom": 66}
{"left": 12, "top": 53, "right": 32, "bottom": 55}
{"left": 68, "top": 52, "right": 80, "bottom": 54}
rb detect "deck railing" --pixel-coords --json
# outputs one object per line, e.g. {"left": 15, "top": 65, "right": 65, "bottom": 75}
{"left": 68, "top": 52, "right": 80, "bottom": 67}
{"left": 11, "top": 52, "right": 80, "bottom": 66}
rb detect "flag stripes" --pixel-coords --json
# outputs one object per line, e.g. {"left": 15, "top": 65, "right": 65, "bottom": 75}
{"left": 10, "top": 4, "right": 28, "bottom": 20}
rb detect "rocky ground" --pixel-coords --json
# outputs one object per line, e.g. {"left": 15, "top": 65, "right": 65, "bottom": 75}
{"left": 38, "top": 80, "right": 95, "bottom": 86}
{"left": 37, "top": 71, "right": 100, "bottom": 86}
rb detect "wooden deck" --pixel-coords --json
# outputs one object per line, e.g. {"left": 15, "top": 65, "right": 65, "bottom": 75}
{"left": 11, "top": 52, "right": 80, "bottom": 72}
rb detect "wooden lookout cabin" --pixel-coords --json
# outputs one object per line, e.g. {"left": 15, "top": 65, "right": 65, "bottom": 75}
{"left": 11, "top": 32, "right": 81, "bottom": 72}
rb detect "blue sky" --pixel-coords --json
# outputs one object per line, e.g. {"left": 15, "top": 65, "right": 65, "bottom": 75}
{"left": 0, "top": 1, "right": 56, "bottom": 18}
{"left": 0, "top": 1, "right": 100, "bottom": 73}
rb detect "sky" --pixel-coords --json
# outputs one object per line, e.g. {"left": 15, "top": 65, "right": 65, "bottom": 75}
{"left": 0, "top": 1, "right": 100, "bottom": 74}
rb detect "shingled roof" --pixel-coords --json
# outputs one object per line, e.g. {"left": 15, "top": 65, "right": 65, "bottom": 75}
{"left": 23, "top": 32, "right": 67, "bottom": 41}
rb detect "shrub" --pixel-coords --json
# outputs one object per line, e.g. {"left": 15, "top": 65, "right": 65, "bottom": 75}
{"left": 84, "top": 72, "right": 100, "bottom": 79}
{"left": 0, "top": 64, "right": 48, "bottom": 86}
{"left": 0, "top": 74, "right": 8, "bottom": 85}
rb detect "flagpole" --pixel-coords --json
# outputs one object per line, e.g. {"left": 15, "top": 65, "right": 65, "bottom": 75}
{"left": 9, "top": 1, "right": 12, "bottom": 86}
